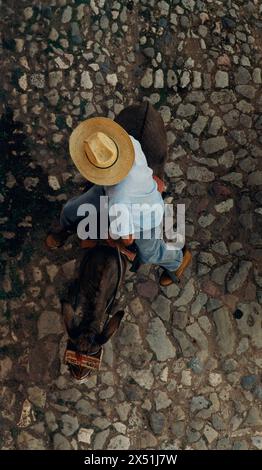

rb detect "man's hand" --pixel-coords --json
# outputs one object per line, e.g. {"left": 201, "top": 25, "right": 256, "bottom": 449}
{"left": 106, "top": 234, "right": 134, "bottom": 249}
{"left": 120, "top": 234, "right": 134, "bottom": 246}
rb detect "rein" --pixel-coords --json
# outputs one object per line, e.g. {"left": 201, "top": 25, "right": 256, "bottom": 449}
{"left": 104, "top": 246, "right": 123, "bottom": 314}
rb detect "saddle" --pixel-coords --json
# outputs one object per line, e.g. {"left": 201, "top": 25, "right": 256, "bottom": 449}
{"left": 79, "top": 175, "right": 166, "bottom": 265}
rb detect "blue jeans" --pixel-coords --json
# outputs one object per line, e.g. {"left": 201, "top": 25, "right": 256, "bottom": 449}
{"left": 61, "top": 186, "right": 183, "bottom": 272}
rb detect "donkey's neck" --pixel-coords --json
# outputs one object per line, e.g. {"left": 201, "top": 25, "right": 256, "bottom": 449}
{"left": 80, "top": 253, "right": 119, "bottom": 332}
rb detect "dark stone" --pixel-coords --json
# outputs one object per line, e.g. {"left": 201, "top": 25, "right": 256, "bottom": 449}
{"left": 212, "top": 414, "right": 226, "bottom": 431}
{"left": 42, "top": 7, "right": 52, "bottom": 19}
{"left": 137, "top": 280, "right": 158, "bottom": 300}
{"left": 173, "top": 310, "right": 188, "bottom": 329}
{"left": 254, "top": 385, "right": 262, "bottom": 401}
{"left": 187, "top": 183, "right": 207, "bottom": 196}
{"left": 240, "top": 375, "right": 257, "bottom": 391}
{"left": 29, "top": 337, "right": 60, "bottom": 383}
{"left": 211, "top": 182, "right": 232, "bottom": 199}
{"left": 186, "top": 429, "right": 201, "bottom": 443}
{"left": 234, "top": 309, "right": 243, "bottom": 319}
{"left": 142, "top": 47, "right": 155, "bottom": 58}
{"left": 158, "top": 18, "right": 168, "bottom": 27}
{"left": 232, "top": 440, "right": 249, "bottom": 450}
{"left": 123, "top": 383, "right": 145, "bottom": 402}
{"left": 71, "top": 23, "right": 82, "bottom": 45}
{"left": 255, "top": 192, "right": 262, "bottom": 205}
{"left": 170, "top": 421, "right": 185, "bottom": 438}
{"left": 180, "top": 16, "right": 190, "bottom": 29}
{"left": 127, "top": 1, "right": 134, "bottom": 11}
{"left": 217, "top": 437, "right": 231, "bottom": 450}
{"left": 222, "top": 358, "right": 238, "bottom": 373}
{"left": 149, "top": 412, "right": 165, "bottom": 435}
{"left": 221, "top": 16, "right": 236, "bottom": 30}
{"left": 187, "top": 357, "right": 204, "bottom": 374}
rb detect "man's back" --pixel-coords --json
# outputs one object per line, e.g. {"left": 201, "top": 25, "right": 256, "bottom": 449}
{"left": 104, "top": 136, "right": 164, "bottom": 237}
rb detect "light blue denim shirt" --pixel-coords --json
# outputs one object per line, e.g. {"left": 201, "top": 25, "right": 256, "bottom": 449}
{"left": 104, "top": 136, "right": 164, "bottom": 237}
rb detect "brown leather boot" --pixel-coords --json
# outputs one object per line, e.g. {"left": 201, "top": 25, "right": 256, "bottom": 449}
{"left": 80, "top": 239, "right": 98, "bottom": 249}
{"left": 45, "top": 226, "right": 71, "bottom": 249}
{"left": 159, "top": 248, "right": 192, "bottom": 286}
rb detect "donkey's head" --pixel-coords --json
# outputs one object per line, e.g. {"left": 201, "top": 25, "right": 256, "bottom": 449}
{"left": 63, "top": 302, "right": 124, "bottom": 380}
{"left": 62, "top": 246, "right": 126, "bottom": 381}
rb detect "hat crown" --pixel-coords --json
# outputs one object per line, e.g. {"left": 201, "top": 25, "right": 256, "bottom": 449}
{"left": 69, "top": 117, "right": 135, "bottom": 185}
{"left": 84, "top": 132, "right": 118, "bottom": 168}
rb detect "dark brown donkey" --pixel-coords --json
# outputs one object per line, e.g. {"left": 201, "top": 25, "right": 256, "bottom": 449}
{"left": 62, "top": 245, "right": 127, "bottom": 381}
{"left": 62, "top": 102, "right": 167, "bottom": 381}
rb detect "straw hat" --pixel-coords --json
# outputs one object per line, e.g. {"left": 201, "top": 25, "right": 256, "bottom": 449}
{"left": 69, "top": 117, "right": 135, "bottom": 185}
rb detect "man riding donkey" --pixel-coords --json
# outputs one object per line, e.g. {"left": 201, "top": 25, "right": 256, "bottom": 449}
{"left": 46, "top": 106, "right": 192, "bottom": 286}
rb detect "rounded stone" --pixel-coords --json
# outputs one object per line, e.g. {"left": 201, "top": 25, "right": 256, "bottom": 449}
{"left": 240, "top": 375, "right": 257, "bottom": 391}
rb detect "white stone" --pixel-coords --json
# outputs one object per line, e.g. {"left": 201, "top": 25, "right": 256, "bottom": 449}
{"left": 215, "top": 199, "right": 234, "bottom": 213}
{"left": 108, "top": 435, "right": 130, "bottom": 450}
{"left": 180, "top": 71, "right": 191, "bottom": 88}
{"left": 154, "top": 69, "right": 164, "bottom": 88}
{"left": 253, "top": 68, "right": 262, "bottom": 84}
{"left": 62, "top": 6, "right": 72, "bottom": 23}
{"left": 28, "top": 386, "right": 46, "bottom": 408}
{"left": 48, "top": 176, "right": 60, "bottom": 191}
{"left": 215, "top": 70, "right": 229, "bottom": 88}
{"left": 167, "top": 70, "right": 177, "bottom": 87}
{"left": 155, "top": 390, "right": 172, "bottom": 410}
{"left": 141, "top": 68, "right": 153, "bottom": 88}
{"left": 78, "top": 428, "right": 94, "bottom": 444}
{"left": 192, "top": 71, "right": 202, "bottom": 88}
{"left": 203, "top": 424, "right": 218, "bottom": 443}
{"left": 198, "top": 214, "right": 215, "bottom": 228}
{"left": 181, "top": 370, "right": 192, "bottom": 386}
{"left": 49, "top": 28, "right": 59, "bottom": 41}
{"left": 131, "top": 370, "right": 154, "bottom": 390}
{"left": 160, "top": 367, "right": 169, "bottom": 382}
{"left": 46, "top": 264, "right": 59, "bottom": 282}
{"left": 81, "top": 71, "right": 93, "bottom": 89}
{"left": 15, "top": 39, "right": 24, "bottom": 52}
{"left": 106, "top": 74, "right": 118, "bottom": 87}
{"left": 30, "top": 74, "right": 45, "bottom": 89}
{"left": 113, "top": 422, "right": 126, "bottom": 434}
{"left": 198, "top": 316, "right": 212, "bottom": 334}
{"left": 55, "top": 54, "right": 73, "bottom": 70}
{"left": 18, "top": 74, "right": 27, "bottom": 91}
{"left": 209, "top": 372, "right": 222, "bottom": 387}
{"left": 17, "top": 399, "right": 33, "bottom": 428}
{"left": 24, "top": 7, "right": 33, "bottom": 20}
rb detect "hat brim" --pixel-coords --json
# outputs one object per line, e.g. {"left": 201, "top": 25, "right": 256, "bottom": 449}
{"left": 69, "top": 117, "right": 135, "bottom": 185}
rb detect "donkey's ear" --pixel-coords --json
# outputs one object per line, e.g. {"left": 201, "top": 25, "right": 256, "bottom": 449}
{"left": 62, "top": 301, "right": 75, "bottom": 334}
{"left": 97, "top": 310, "right": 125, "bottom": 345}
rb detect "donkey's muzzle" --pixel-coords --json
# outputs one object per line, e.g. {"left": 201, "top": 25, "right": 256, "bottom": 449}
{"left": 64, "top": 348, "right": 103, "bottom": 380}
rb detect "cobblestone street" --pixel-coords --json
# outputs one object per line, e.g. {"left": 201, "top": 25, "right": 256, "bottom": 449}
{"left": 0, "top": 0, "right": 262, "bottom": 450}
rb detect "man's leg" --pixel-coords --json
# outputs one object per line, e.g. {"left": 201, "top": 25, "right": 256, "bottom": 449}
{"left": 60, "top": 185, "right": 103, "bottom": 230}
{"left": 135, "top": 228, "right": 191, "bottom": 285}
{"left": 46, "top": 185, "right": 104, "bottom": 248}
{"left": 135, "top": 235, "right": 183, "bottom": 271}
